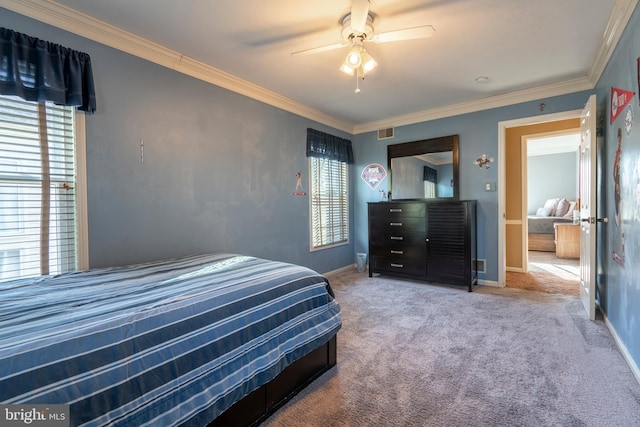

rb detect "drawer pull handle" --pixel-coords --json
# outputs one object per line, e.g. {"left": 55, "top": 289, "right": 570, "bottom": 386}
{"left": 389, "top": 208, "right": 402, "bottom": 213}
{"left": 390, "top": 222, "right": 403, "bottom": 226}
{"left": 390, "top": 236, "right": 404, "bottom": 241}
{"left": 390, "top": 263, "right": 404, "bottom": 268}
{"left": 390, "top": 250, "right": 404, "bottom": 255}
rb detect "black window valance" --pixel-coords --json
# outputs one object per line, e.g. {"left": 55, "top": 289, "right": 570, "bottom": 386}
{"left": 424, "top": 166, "right": 437, "bottom": 183}
{"left": 306, "top": 128, "right": 354, "bottom": 164}
{"left": 0, "top": 27, "right": 96, "bottom": 113}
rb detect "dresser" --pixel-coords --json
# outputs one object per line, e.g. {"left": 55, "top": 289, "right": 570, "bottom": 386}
{"left": 554, "top": 222, "right": 580, "bottom": 259}
{"left": 368, "top": 200, "right": 477, "bottom": 291}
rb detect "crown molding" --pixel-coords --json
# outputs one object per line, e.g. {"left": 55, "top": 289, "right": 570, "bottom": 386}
{"left": 353, "top": 77, "right": 593, "bottom": 134}
{"left": 0, "top": 0, "right": 355, "bottom": 133}
{"left": 1, "top": 0, "right": 635, "bottom": 136}
{"left": 588, "top": 0, "right": 638, "bottom": 83}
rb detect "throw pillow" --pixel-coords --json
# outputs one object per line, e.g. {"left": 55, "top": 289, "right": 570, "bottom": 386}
{"left": 536, "top": 207, "right": 553, "bottom": 216}
{"left": 563, "top": 201, "right": 577, "bottom": 217}
{"left": 555, "top": 198, "right": 571, "bottom": 217}
{"left": 543, "top": 198, "right": 559, "bottom": 214}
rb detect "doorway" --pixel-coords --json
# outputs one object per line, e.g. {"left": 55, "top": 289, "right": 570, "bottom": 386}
{"left": 498, "top": 111, "right": 582, "bottom": 296}
{"left": 508, "top": 131, "right": 582, "bottom": 296}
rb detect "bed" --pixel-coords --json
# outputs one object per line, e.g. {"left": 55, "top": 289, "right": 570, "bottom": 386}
{"left": 528, "top": 215, "right": 573, "bottom": 251}
{"left": 0, "top": 253, "right": 341, "bottom": 426}
{"left": 527, "top": 197, "right": 576, "bottom": 252}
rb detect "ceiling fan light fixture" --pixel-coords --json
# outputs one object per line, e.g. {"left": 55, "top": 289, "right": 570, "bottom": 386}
{"left": 340, "top": 63, "right": 356, "bottom": 75}
{"left": 345, "top": 45, "right": 362, "bottom": 68}
{"left": 360, "top": 50, "right": 377, "bottom": 73}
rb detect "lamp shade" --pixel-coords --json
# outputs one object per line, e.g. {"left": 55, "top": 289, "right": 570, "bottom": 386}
{"left": 345, "top": 46, "right": 362, "bottom": 68}
{"left": 360, "top": 50, "right": 377, "bottom": 73}
{"left": 340, "top": 63, "right": 355, "bottom": 75}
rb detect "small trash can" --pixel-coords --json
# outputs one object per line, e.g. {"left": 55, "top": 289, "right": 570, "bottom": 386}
{"left": 356, "top": 253, "right": 367, "bottom": 273}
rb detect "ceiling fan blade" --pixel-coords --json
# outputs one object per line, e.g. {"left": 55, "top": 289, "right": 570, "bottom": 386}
{"left": 371, "top": 25, "right": 435, "bottom": 43}
{"left": 290, "top": 42, "right": 348, "bottom": 56}
{"left": 350, "top": 0, "right": 370, "bottom": 33}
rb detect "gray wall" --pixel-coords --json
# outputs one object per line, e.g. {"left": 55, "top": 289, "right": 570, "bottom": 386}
{"left": 594, "top": 3, "right": 640, "bottom": 372}
{"left": 0, "top": 9, "right": 354, "bottom": 274}
{"left": 528, "top": 152, "right": 578, "bottom": 214}
{"left": 389, "top": 156, "right": 425, "bottom": 199}
{"left": 436, "top": 162, "right": 454, "bottom": 198}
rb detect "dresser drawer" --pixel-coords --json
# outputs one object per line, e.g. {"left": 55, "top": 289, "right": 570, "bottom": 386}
{"left": 369, "top": 216, "right": 426, "bottom": 232}
{"left": 369, "top": 244, "right": 426, "bottom": 260}
{"left": 370, "top": 256, "right": 426, "bottom": 276}
{"left": 369, "top": 231, "right": 427, "bottom": 248}
{"left": 369, "top": 202, "right": 425, "bottom": 219}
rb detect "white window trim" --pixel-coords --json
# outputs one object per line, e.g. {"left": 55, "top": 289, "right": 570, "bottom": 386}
{"left": 75, "top": 111, "right": 89, "bottom": 270}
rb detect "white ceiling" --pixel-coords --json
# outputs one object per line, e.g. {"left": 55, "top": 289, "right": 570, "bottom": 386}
{"left": 528, "top": 133, "right": 581, "bottom": 156}
{"left": 2, "top": 0, "right": 635, "bottom": 133}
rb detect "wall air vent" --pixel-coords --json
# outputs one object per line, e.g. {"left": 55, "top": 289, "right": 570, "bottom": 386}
{"left": 474, "top": 259, "right": 486, "bottom": 273}
{"left": 377, "top": 127, "right": 395, "bottom": 140}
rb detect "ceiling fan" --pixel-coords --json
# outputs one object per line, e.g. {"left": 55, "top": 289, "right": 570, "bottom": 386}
{"left": 291, "top": 0, "right": 435, "bottom": 84}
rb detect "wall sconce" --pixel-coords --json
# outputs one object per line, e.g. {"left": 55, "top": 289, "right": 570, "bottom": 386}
{"left": 474, "top": 154, "right": 494, "bottom": 169}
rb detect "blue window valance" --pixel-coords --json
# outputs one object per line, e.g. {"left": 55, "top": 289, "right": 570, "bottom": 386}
{"left": 424, "top": 166, "right": 437, "bottom": 183}
{"left": 306, "top": 128, "right": 354, "bottom": 164}
{"left": 0, "top": 27, "right": 96, "bottom": 113}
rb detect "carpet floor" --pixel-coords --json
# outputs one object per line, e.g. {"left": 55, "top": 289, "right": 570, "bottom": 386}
{"left": 262, "top": 268, "right": 640, "bottom": 427}
{"left": 507, "top": 251, "right": 580, "bottom": 297}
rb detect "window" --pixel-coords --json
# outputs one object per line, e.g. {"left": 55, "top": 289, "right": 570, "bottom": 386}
{"left": 424, "top": 181, "right": 436, "bottom": 198}
{"left": 309, "top": 157, "right": 349, "bottom": 250}
{"left": 0, "top": 95, "right": 87, "bottom": 280}
{"left": 423, "top": 165, "right": 438, "bottom": 198}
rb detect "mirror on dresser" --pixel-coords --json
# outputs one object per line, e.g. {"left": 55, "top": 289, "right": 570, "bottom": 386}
{"left": 388, "top": 135, "right": 459, "bottom": 200}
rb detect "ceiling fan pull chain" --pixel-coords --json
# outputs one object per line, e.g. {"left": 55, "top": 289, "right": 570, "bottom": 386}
{"left": 355, "top": 71, "right": 361, "bottom": 94}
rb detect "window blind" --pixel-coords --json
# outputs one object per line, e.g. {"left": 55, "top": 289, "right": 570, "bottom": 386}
{"left": 310, "top": 157, "right": 349, "bottom": 249}
{"left": 0, "top": 96, "right": 78, "bottom": 280}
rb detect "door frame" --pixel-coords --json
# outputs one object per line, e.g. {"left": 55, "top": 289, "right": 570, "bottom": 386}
{"left": 498, "top": 109, "right": 582, "bottom": 287}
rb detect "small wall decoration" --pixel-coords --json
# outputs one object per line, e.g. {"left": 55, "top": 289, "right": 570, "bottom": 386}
{"left": 625, "top": 104, "right": 633, "bottom": 136}
{"left": 361, "top": 163, "right": 387, "bottom": 190}
{"left": 610, "top": 86, "right": 635, "bottom": 124}
{"left": 293, "top": 171, "right": 306, "bottom": 196}
{"left": 474, "top": 154, "right": 494, "bottom": 169}
{"left": 612, "top": 128, "right": 624, "bottom": 266}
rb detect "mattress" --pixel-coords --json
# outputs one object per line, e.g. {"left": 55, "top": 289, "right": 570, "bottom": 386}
{"left": 527, "top": 215, "right": 573, "bottom": 234}
{"left": 0, "top": 253, "right": 341, "bottom": 426}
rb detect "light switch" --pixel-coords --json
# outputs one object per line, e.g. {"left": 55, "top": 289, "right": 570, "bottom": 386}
{"left": 485, "top": 182, "right": 496, "bottom": 191}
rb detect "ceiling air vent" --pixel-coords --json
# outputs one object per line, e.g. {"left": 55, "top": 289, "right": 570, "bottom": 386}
{"left": 377, "top": 127, "right": 395, "bottom": 140}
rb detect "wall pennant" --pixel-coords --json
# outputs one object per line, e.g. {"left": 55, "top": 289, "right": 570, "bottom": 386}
{"left": 361, "top": 163, "right": 387, "bottom": 190}
{"left": 610, "top": 86, "right": 636, "bottom": 123}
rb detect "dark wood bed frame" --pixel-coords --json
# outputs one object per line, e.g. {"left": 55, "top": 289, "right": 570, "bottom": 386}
{"left": 207, "top": 335, "right": 337, "bottom": 426}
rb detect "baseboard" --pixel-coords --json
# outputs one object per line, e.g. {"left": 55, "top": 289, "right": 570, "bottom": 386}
{"left": 324, "top": 264, "right": 358, "bottom": 277}
{"left": 477, "top": 279, "right": 501, "bottom": 288}
{"left": 603, "top": 313, "right": 640, "bottom": 386}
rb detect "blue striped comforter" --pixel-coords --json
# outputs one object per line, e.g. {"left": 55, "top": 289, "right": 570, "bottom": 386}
{"left": 0, "top": 254, "right": 341, "bottom": 426}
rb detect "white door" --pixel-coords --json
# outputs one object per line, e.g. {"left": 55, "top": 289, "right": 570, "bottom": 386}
{"left": 579, "top": 95, "right": 597, "bottom": 320}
